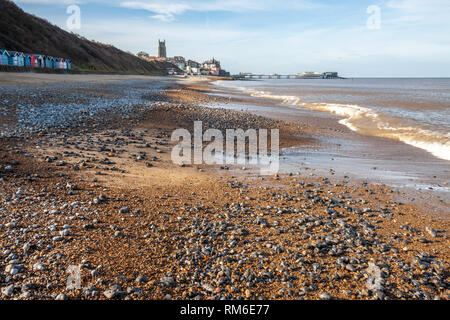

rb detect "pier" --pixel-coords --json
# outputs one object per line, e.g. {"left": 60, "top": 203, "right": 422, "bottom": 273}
{"left": 232, "top": 72, "right": 341, "bottom": 80}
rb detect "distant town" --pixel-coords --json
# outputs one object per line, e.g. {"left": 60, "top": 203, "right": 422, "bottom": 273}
{"left": 136, "top": 40, "right": 230, "bottom": 77}
{"left": 136, "top": 40, "right": 340, "bottom": 79}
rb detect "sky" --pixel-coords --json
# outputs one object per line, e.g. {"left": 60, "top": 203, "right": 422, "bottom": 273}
{"left": 12, "top": 0, "right": 450, "bottom": 77}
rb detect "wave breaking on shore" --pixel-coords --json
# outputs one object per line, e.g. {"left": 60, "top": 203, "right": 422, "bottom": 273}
{"left": 226, "top": 85, "right": 450, "bottom": 162}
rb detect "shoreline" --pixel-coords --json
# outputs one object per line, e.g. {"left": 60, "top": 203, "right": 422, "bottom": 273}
{"left": 0, "top": 73, "right": 448, "bottom": 300}
{"left": 186, "top": 78, "right": 450, "bottom": 218}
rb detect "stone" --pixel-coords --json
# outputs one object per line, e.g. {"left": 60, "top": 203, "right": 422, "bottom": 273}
{"left": 319, "top": 293, "right": 332, "bottom": 300}
{"left": 160, "top": 276, "right": 175, "bottom": 287}
{"left": 1, "top": 285, "right": 15, "bottom": 297}
{"left": 119, "top": 206, "right": 130, "bottom": 214}
{"left": 33, "top": 262, "right": 45, "bottom": 271}
{"left": 135, "top": 274, "right": 147, "bottom": 283}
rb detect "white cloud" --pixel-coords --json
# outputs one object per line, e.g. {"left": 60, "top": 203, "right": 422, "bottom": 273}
{"left": 14, "top": 0, "right": 80, "bottom": 4}
{"left": 120, "top": 0, "right": 321, "bottom": 21}
{"left": 386, "top": 0, "right": 450, "bottom": 26}
{"left": 121, "top": 1, "right": 190, "bottom": 21}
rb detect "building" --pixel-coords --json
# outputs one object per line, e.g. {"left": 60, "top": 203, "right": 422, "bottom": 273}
{"left": 136, "top": 51, "right": 150, "bottom": 60}
{"left": 202, "top": 58, "right": 221, "bottom": 76}
{"left": 322, "top": 72, "right": 339, "bottom": 79}
{"left": 187, "top": 60, "right": 200, "bottom": 68}
{"left": 158, "top": 40, "right": 167, "bottom": 59}
{"left": 173, "top": 56, "right": 186, "bottom": 70}
{"left": 298, "top": 71, "right": 322, "bottom": 79}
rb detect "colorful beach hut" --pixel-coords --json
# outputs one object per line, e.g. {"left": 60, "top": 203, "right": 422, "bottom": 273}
{"left": 41, "top": 55, "right": 49, "bottom": 68}
{"left": 30, "top": 54, "right": 37, "bottom": 68}
{"left": 2, "top": 50, "right": 11, "bottom": 66}
{"left": 56, "top": 58, "right": 63, "bottom": 69}
{"left": 24, "top": 54, "right": 31, "bottom": 67}
{"left": 66, "top": 59, "right": 71, "bottom": 70}
{"left": 7, "top": 51, "right": 14, "bottom": 66}
{"left": 11, "top": 52, "right": 25, "bottom": 66}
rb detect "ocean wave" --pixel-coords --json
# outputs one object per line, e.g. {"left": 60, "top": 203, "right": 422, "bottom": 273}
{"left": 228, "top": 85, "right": 450, "bottom": 161}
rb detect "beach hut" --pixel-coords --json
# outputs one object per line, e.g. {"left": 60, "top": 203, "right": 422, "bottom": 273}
{"left": 34, "top": 55, "right": 41, "bottom": 68}
{"left": 2, "top": 50, "right": 11, "bottom": 66}
{"left": 56, "top": 58, "right": 63, "bottom": 69}
{"left": 10, "top": 51, "right": 25, "bottom": 66}
{"left": 30, "top": 54, "right": 37, "bottom": 68}
{"left": 7, "top": 51, "right": 14, "bottom": 66}
{"left": 1, "top": 50, "right": 10, "bottom": 66}
{"left": 62, "top": 59, "right": 67, "bottom": 69}
{"left": 52, "top": 57, "right": 57, "bottom": 69}
{"left": 14, "top": 52, "right": 25, "bottom": 67}
{"left": 9, "top": 51, "right": 18, "bottom": 66}
{"left": 42, "top": 56, "right": 53, "bottom": 69}
{"left": 66, "top": 59, "right": 71, "bottom": 70}
{"left": 0, "top": 49, "right": 2, "bottom": 65}
{"left": 24, "top": 54, "right": 31, "bottom": 67}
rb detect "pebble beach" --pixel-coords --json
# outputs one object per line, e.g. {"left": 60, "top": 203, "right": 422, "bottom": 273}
{"left": 0, "top": 73, "right": 448, "bottom": 300}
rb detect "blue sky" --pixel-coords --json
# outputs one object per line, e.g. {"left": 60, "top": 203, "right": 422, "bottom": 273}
{"left": 13, "top": 0, "right": 450, "bottom": 77}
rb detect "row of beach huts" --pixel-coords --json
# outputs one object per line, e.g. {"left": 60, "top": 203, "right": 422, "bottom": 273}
{"left": 0, "top": 49, "right": 71, "bottom": 70}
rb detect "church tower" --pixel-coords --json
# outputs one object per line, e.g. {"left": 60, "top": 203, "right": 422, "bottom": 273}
{"left": 158, "top": 40, "right": 167, "bottom": 59}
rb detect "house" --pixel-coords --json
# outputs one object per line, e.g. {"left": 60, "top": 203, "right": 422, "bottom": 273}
{"left": 136, "top": 51, "right": 150, "bottom": 60}
{"left": 202, "top": 58, "right": 221, "bottom": 76}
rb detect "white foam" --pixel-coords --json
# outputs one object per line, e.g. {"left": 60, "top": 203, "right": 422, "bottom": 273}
{"left": 218, "top": 83, "right": 450, "bottom": 162}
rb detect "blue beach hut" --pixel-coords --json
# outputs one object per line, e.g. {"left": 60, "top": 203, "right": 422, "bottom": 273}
{"left": 7, "top": 51, "right": 14, "bottom": 66}
{"left": 44, "top": 56, "right": 52, "bottom": 68}
{"left": 2, "top": 50, "right": 11, "bottom": 66}
{"left": 66, "top": 59, "right": 71, "bottom": 70}
{"left": 24, "top": 54, "right": 32, "bottom": 67}
{"left": 17, "top": 52, "right": 25, "bottom": 66}
{"left": 9, "top": 51, "right": 24, "bottom": 66}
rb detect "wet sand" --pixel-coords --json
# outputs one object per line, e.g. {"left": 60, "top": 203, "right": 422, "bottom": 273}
{"left": 0, "top": 73, "right": 448, "bottom": 300}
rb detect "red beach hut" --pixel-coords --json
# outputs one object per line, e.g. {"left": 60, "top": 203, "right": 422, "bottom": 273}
{"left": 30, "top": 54, "right": 37, "bottom": 68}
